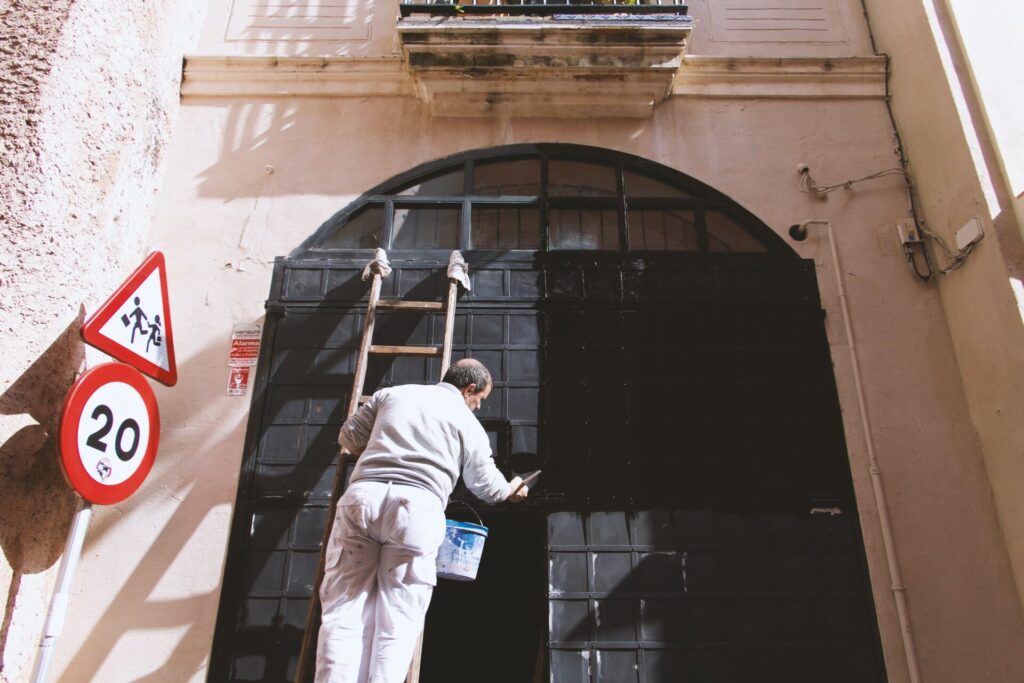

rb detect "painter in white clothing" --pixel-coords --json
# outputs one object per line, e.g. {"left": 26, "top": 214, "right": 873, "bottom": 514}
{"left": 316, "top": 359, "right": 529, "bottom": 683}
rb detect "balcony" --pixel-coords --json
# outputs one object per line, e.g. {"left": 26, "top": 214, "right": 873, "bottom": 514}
{"left": 398, "top": 1, "right": 693, "bottom": 117}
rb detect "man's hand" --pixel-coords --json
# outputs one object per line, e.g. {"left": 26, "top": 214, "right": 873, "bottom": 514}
{"left": 507, "top": 477, "right": 529, "bottom": 503}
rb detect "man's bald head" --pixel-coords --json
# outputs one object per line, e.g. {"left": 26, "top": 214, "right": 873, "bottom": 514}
{"left": 442, "top": 358, "right": 492, "bottom": 395}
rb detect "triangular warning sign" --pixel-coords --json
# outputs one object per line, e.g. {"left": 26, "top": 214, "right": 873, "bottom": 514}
{"left": 82, "top": 251, "right": 177, "bottom": 386}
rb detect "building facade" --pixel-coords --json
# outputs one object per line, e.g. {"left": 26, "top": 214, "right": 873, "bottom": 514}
{"left": 2, "top": 0, "right": 1023, "bottom": 681}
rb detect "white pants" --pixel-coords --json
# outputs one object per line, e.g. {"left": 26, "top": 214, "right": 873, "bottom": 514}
{"left": 316, "top": 481, "right": 446, "bottom": 683}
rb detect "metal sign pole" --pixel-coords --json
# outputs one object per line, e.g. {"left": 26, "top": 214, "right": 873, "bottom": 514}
{"left": 32, "top": 255, "right": 171, "bottom": 680}
{"left": 30, "top": 498, "right": 93, "bottom": 683}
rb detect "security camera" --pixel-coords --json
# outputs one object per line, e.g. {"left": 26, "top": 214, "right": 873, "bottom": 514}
{"left": 789, "top": 224, "right": 809, "bottom": 241}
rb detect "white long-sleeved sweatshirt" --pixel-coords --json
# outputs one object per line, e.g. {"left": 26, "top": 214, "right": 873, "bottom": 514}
{"left": 339, "top": 382, "right": 512, "bottom": 505}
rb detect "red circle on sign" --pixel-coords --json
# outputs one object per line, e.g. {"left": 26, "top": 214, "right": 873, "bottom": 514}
{"left": 59, "top": 363, "right": 160, "bottom": 504}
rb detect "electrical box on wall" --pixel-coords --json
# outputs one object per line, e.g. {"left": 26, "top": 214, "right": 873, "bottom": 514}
{"left": 897, "top": 219, "right": 921, "bottom": 245}
{"left": 956, "top": 216, "right": 984, "bottom": 251}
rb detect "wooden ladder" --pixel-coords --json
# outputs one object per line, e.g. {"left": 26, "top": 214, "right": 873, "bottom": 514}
{"left": 295, "top": 249, "right": 466, "bottom": 683}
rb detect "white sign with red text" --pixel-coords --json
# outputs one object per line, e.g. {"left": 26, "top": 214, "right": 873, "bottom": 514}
{"left": 228, "top": 322, "right": 262, "bottom": 367}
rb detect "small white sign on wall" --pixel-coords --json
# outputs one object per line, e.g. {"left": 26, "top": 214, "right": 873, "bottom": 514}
{"left": 227, "top": 366, "right": 251, "bottom": 397}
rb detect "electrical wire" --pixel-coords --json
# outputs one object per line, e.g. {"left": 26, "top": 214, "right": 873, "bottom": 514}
{"left": 797, "top": 164, "right": 938, "bottom": 282}
{"left": 904, "top": 244, "right": 932, "bottom": 281}
{"left": 798, "top": 164, "right": 984, "bottom": 279}
{"left": 921, "top": 227, "right": 977, "bottom": 274}
{"left": 795, "top": 44, "right": 943, "bottom": 284}
{"left": 799, "top": 167, "right": 909, "bottom": 197}
{"left": 799, "top": 165, "right": 938, "bottom": 282}
{"left": 874, "top": 48, "right": 940, "bottom": 283}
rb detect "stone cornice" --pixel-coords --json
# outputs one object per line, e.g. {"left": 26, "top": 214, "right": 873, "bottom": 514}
{"left": 182, "top": 55, "right": 887, "bottom": 101}
{"left": 674, "top": 56, "right": 887, "bottom": 99}
{"left": 181, "top": 56, "right": 414, "bottom": 98}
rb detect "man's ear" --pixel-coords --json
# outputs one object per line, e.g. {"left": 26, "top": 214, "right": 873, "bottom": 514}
{"left": 463, "top": 383, "right": 477, "bottom": 395}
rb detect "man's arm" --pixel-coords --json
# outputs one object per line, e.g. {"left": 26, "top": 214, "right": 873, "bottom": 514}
{"left": 461, "top": 426, "right": 528, "bottom": 504}
{"left": 337, "top": 392, "right": 380, "bottom": 455}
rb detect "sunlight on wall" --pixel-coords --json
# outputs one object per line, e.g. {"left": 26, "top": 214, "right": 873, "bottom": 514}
{"left": 149, "top": 504, "right": 232, "bottom": 599}
{"left": 1009, "top": 278, "right": 1024, "bottom": 326}
{"left": 920, "top": 0, "right": 1001, "bottom": 219}
{"left": 949, "top": 0, "right": 1024, "bottom": 200}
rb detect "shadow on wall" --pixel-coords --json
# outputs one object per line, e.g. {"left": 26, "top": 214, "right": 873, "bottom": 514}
{"left": 189, "top": 100, "right": 652, "bottom": 202}
{"left": 194, "top": 5, "right": 387, "bottom": 200}
{"left": 231, "top": 0, "right": 376, "bottom": 57}
{"left": 49, "top": 334, "right": 254, "bottom": 682}
{"left": 0, "top": 229, "right": 457, "bottom": 681}
{"left": 193, "top": 99, "right": 428, "bottom": 201}
{"left": 2, "top": 316, "right": 264, "bottom": 680}
{"left": 0, "top": 313, "right": 84, "bottom": 668}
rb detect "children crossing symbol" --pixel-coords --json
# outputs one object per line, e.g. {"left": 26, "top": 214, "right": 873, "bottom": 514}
{"left": 122, "top": 297, "right": 150, "bottom": 344}
{"left": 119, "top": 297, "right": 164, "bottom": 352}
{"left": 81, "top": 252, "right": 177, "bottom": 386}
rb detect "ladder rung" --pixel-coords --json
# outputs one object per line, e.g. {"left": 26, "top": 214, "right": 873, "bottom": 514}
{"left": 375, "top": 300, "right": 445, "bottom": 311}
{"left": 369, "top": 345, "right": 442, "bottom": 357}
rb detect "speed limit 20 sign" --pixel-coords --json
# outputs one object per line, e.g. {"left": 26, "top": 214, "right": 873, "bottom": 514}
{"left": 59, "top": 363, "right": 160, "bottom": 504}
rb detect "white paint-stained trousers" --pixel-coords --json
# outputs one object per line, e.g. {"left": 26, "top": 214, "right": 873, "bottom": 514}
{"left": 316, "top": 481, "right": 446, "bottom": 683}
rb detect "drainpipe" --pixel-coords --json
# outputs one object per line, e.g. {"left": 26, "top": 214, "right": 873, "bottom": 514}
{"left": 789, "top": 219, "right": 923, "bottom": 683}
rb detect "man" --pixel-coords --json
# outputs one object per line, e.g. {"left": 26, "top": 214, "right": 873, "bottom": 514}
{"left": 316, "top": 358, "right": 529, "bottom": 683}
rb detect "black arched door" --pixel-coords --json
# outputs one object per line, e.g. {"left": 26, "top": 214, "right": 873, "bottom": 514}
{"left": 209, "top": 146, "right": 887, "bottom": 683}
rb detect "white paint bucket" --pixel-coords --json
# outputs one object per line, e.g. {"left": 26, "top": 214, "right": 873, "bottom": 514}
{"left": 436, "top": 519, "right": 489, "bottom": 581}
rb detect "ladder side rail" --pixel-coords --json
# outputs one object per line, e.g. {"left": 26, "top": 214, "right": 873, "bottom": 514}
{"left": 439, "top": 278, "right": 459, "bottom": 380}
{"left": 296, "top": 268, "right": 385, "bottom": 683}
{"left": 348, "top": 272, "right": 384, "bottom": 415}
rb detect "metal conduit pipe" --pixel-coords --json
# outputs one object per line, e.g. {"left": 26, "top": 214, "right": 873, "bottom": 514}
{"left": 789, "top": 219, "right": 923, "bottom": 683}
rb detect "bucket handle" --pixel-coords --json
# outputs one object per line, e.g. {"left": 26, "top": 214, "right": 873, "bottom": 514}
{"left": 448, "top": 499, "right": 483, "bottom": 527}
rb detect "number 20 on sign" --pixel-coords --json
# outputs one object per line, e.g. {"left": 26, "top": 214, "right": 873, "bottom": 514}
{"left": 59, "top": 363, "right": 160, "bottom": 504}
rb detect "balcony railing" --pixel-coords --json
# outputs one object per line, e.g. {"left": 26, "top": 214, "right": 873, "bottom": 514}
{"left": 399, "top": 1, "right": 689, "bottom": 18}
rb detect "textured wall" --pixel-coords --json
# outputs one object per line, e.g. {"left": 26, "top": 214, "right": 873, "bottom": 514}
{"left": 862, "top": 0, "right": 1024, "bottom": 623}
{"left": 0, "top": 1, "right": 203, "bottom": 680}
{"left": 0, "top": 5, "right": 80, "bottom": 680}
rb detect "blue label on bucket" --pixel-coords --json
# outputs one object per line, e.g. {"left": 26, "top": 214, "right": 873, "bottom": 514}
{"left": 445, "top": 519, "right": 488, "bottom": 533}
{"left": 437, "top": 520, "right": 488, "bottom": 581}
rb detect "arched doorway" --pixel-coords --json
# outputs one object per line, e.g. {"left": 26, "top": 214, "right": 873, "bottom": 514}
{"left": 209, "top": 145, "right": 887, "bottom": 682}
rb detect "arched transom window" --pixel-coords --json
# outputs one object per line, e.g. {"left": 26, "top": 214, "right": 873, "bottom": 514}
{"left": 300, "top": 146, "right": 787, "bottom": 255}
